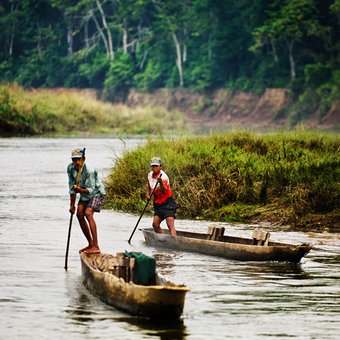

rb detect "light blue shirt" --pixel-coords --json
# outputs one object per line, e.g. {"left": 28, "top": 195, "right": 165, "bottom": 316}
{"left": 67, "top": 162, "right": 105, "bottom": 202}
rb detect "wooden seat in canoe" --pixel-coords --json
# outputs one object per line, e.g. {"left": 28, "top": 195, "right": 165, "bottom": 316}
{"left": 207, "top": 226, "right": 225, "bottom": 241}
{"left": 252, "top": 228, "right": 270, "bottom": 246}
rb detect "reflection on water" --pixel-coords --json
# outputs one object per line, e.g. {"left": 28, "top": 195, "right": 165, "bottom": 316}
{"left": 119, "top": 317, "right": 187, "bottom": 340}
{"left": 1, "top": 138, "right": 340, "bottom": 339}
{"left": 66, "top": 277, "right": 188, "bottom": 339}
{"left": 66, "top": 290, "right": 97, "bottom": 324}
{"left": 240, "top": 261, "right": 309, "bottom": 280}
{"left": 152, "top": 252, "right": 178, "bottom": 276}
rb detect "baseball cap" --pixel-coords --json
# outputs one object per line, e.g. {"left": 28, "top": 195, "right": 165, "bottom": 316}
{"left": 71, "top": 148, "right": 84, "bottom": 159}
{"left": 150, "top": 156, "right": 162, "bottom": 166}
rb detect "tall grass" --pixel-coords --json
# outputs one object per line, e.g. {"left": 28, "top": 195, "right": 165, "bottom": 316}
{"left": 0, "top": 84, "right": 186, "bottom": 136}
{"left": 105, "top": 130, "right": 340, "bottom": 230}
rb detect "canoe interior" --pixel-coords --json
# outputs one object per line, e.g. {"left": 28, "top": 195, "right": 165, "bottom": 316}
{"left": 158, "top": 229, "right": 295, "bottom": 247}
{"left": 80, "top": 252, "right": 189, "bottom": 319}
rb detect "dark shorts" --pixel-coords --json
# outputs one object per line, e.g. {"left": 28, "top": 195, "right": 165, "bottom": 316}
{"left": 79, "top": 195, "right": 105, "bottom": 212}
{"left": 154, "top": 196, "right": 177, "bottom": 221}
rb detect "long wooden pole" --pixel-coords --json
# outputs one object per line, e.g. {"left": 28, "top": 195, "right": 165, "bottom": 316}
{"left": 64, "top": 214, "right": 73, "bottom": 270}
{"left": 128, "top": 174, "right": 162, "bottom": 244}
{"left": 64, "top": 148, "right": 85, "bottom": 271}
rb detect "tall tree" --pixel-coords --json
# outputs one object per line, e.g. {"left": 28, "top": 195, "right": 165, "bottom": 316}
{"left": 151, "top": 0, "right": 192, "bottom": 87}
{"left": 251, "top": 0, "right": 329, "bottom": 81}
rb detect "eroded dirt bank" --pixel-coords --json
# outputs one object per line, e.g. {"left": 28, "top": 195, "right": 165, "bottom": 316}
{"left": 124, "top": 88, "right": 340, "bottom": 131}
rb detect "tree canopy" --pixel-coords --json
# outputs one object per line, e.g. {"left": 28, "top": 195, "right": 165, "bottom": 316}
{"left": 0, "top": 0, "right": 339, "bottom": 105}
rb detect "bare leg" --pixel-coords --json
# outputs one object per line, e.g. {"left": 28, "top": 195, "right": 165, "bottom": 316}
{"left": 77, "top": 204, "right": 93, "bottom": 252}
{"left": 152, "top": 215, "right": 164, "bottom": 234}
{"left": 165, "top": 216, "right": 176, "bottom": 236}
{"left": 83, "top": 207, "right": 100, "bottom": 253}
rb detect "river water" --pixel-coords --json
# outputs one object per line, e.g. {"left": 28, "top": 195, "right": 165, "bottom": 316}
{"left": 0, "top": 137, "right": 339, "bottom": 340}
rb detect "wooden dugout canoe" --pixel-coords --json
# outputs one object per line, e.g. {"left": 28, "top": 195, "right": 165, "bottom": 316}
{"left": 141, "top": 227, "right": 312, "bottom": 263}
{"left": 80, "top": 252, "right": 189, "bottom": 319}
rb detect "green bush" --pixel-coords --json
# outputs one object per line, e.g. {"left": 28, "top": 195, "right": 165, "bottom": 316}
{"left": 78, "top": 50, "right": 110, "bottom": 88}
{"left": 304, "top": 63, "right": 332, "bottom": 88}
{"left": 103, "top": 53, "right": 135, "bottom": 100}
{"left": 185, "top": 61, "right": 214, "bottom": 91}
{"left": 134, "top": 61, "right": 166, "bottom": 91}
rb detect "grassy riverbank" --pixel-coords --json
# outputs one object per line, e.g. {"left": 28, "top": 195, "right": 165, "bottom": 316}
{"left": 105, "top": 130, "right": 340, "bottom": 231}
{"left": 0, "top": 84, "right": 185, "bottom": 136}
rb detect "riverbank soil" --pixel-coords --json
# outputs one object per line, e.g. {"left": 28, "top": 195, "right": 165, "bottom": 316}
{"left": 253, "top": 204, "right": 340, "bottom": 232}
{"left": 125, "top": 88, "right": 340, "bottom": 131}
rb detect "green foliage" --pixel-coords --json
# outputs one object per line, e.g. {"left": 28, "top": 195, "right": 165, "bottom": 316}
{"left": 105, "top": 131, "right": 340, "bottom": 228}
{"left": 78, "top": 51, "right": 110, "bottom": 88}
{"left": 320, "top": 69, "right": 340, "bottom": 102}
{"left": 0, "top": 85, "right": 19, "bottom": 126}
{"left": 226, "top": 76, "right": 254, "bottom": 92}
{"left": 103, "top": 53, "right": 135, "bottom": 100}
{"left": 15, "top": 55, "right": 49, "bottom": 87}
{"left": 133, "top": 61, "right": 165, "bottom": 91}
{"left": 0, "top": 85, "right": 53, "bottom": 134}
{"left": 288, "top": 88, "right": 320, "bottom": 125}
{"left": 0, "top": 61, "right": 14, "bottom": 81}
{"left": 61, "top": 55, "right": 89, "bottom": 88}
{"left": 304, "top": 63, "right": 332, "bottom": 88}
{"left": 286, "top": 65, "right": 340, "bottom": 124}
{"left": 185, "top": 60, "right": 214, "bottom": 91}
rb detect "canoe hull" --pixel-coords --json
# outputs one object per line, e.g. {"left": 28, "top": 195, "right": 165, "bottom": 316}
{"left": 80, "top": 253, "right": 188, "bottom": 319}
{"left": 141, "top": 228, "right": 311, "bottom": 263}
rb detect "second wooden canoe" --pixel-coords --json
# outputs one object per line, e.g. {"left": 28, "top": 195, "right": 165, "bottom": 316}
{"left": 141, "top": 227, "right": 312, "bottom": 263}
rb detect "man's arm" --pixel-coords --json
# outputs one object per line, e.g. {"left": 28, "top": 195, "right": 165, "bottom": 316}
{"left": 72, "top": 186, "right": 89, "bottom": 194}
{"left": 157, "top": 177, "right": 167, "bottom": 193}
{"left": 69, "top": 193, "right": 76, "bottom": 214}
{"left": 146, "top": 183, "right": 151, "bottom": 201}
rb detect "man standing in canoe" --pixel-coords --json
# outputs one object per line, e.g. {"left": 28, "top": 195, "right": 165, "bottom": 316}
{"left": 67, "top": 148, "right": 106, "bottom": 254}
{"left": 146, "top": 157, "right": 177, "bottom": 236}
